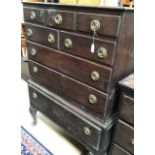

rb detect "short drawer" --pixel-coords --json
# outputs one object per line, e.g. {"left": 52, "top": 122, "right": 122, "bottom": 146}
{"left": 28, "top": 60, "right": 109, "bottom": 118}
{"left": 119, "top": 94, "right": 134, "bottom": 125}
{"left": 113, "top": 120, "right": 134, "bottom": 154}
{"left": 28, "top": 86, "right": 102, "bottom": 151}
{"left": 76, "top": 13, "right": 121, "bottom": 37}
{"left": 24, "top": 7, "right": 45, "bottom": 24}
{"left": 27, "top": 41, "right": 112, "bottom": 92}
{"left": 60, "top": 31, "right": 116, "bottom": 66}
{"left": 25, "top": 24, "right": 58, "bottom": 49}
{"left": 45, "top": 10, "right": 76, "bottom": 30}
{"left": 109, "top": 143, "right": 132, "bottom": 155}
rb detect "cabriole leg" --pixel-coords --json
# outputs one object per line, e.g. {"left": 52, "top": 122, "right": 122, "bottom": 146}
{"left": 29, "top": 106, "right": 37, "bottom": 126}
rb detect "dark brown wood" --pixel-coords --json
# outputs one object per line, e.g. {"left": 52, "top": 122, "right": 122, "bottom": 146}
{"left": 22, "top": 2, "right": 134, "bottom": 155}
{"left": 25, "top": 23, "right": 59, "bottom": 49}
{"left": 27, "top": 41, "right": 112, "bottom": 92}
{"left": 119, "top": 73, "right": 134, "bottom": 96}
{"left": 119, "top": 94, "right": 134, "bottom": 125}
{"left": 28, "top": 60, "right": 110, "bottom": 118}
{"left": 28, "top": 81, "right": 114, "bottom": 153}
{"left": 24, "top": 7, "right": 45, "bottom": 24}
{"left": 113, "top": 120, "right": 134, "bottom": 154}
{"left": 109, "top": 143, "right": 131, "bottom": 155}
{"left": 45, "top": 10, "right": 76, "bottom": 30}
{"left": 59, "top": 31, "right": 116, "bottom": 66}
{"left": 109, "top": 74, "right": 134, "bottom": 155}
{"left": 76, "top": 13, "right": 121, "bottom": 37}
{"left": 29, "top": 86, "right": 102, "bottom": 151}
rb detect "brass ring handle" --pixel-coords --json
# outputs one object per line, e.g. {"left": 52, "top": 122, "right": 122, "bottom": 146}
{"left": 97, "top": 47, "right": 107, "bottom": 58}
{"left": 48, "top": 33, "right": 55, "bottom": 43}
{"left": 90, "top": 19, "right": 100, "bottom": 32}
{"left": 31, "top": 48, "right": 37, "bottom": 56}
{"left": 65, "top": 38, "right": 72, "bottom": 48}
{"left": 130, "top": 139, "right": 134, "bottom": 145}
{"left": 91, "top": 71, "right": 100, "bottom": 81}
{"left": 32, "top": 92, "right": 38, "bottom": 99}
{"left": 83, "top": 127, "right": 91, "bottom": 136}
{"left": 32, "top": 66, "right": 38, "bottom": 73}
{"left": 54, "top": 14, "right": 63, "bottom": 25}
{"left": 27, "top": 29, "right": 33, "bottom": 37}
{"left": 30, "top": 11, "right": 36, "bottom": 20}
{"left": 88, "top": 152, "right": 95, "bottom": 155}
{"left": 89, "top": 94, "right": 97, "bottom": 104}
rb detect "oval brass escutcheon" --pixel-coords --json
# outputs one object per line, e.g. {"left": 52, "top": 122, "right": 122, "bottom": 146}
{"left": 27, "top": 29, "right": 33, "bottom": 37}
{"left": 31, "top": 48, "right": 37, "bottom": 56}
{"left": 54, "top": 14, "right": 63, "bottom": 25}
{"left": 48, "top": 33, "right": 55, "bottom": 43}
{"left": 32, "top": 92, "right": 38, "bottom": 99}
{"left": 89, "top": 94, "right": 97, "bottom": 104}
{"left": 32, "top": 66, "right": 38, "bottom": 73}
{"left": 83, "top": 127, "right": 91, "bottom": 136}
{"left": 91, "top": 71, "right": 100, "bottom": 81}
{"left": 30, "top": 11, "right": 36, "bottom": 20}
{"left": 97, "top": 47, "right": 107, "bottom": 58}
{"left": 65, "top": 38, "right": 72, "bottom": 48}
{"left": 90, "top": 19, "right": 100, "bottom": 32}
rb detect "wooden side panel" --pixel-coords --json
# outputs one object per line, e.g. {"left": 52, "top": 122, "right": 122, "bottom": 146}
{"left": 110, "top": 12, "right": 134, "bottom": 90}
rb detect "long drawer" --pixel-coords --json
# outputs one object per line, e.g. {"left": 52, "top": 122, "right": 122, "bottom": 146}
{"left": 59, "top": 31, "right": 116, "bottom": 66}
{"left": 119, "top": 94, "right": 134, "bottom": 125}
{"left": 113, "top": 120, "right": 134, "bottom": 154}
{"left": 109, "top": 143, "right": 132, "bottom": 155}
{"left": 27, "top": 41, "right": 112, "bottom": 92}
{"left": 25, "top": 23, "right": 59, "bottom": 49}
{"left": 28, "top": 85, "right": 102, "bottom": 151}
{"left": 28, "top": 60, "right": 109, "bottom": 118}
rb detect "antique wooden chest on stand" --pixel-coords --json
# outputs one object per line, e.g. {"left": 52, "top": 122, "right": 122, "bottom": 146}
{"left": 109, "top": 74, "right": 134, "bottom": 155}
{"left": 22, "top": 2, "right": 134, "bottom": 155}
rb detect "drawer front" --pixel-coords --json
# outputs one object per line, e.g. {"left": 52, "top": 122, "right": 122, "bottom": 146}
{"left": 28, "top": 61, "right": 108, "bottom": 118}
{"left": 25, "top": 24, "right": 58, "bottom": 49}
{"left": 76, "top": 13, "right": 121, "bottom": 37}
{"left": 29, "top": 86, "right": 102, "bottom": 151}
{"left": 114, "top": 120, "right": 134, "bottom": 154}
{"left": 27, "top": 41, "right": 112, "bottom": 92}
{"left": 110, "top": 143, "right": 131, "bottom": 155}
{"left": 60, "top": 31, "right": 116, "bottom": 66}
{"left": 24, "top": 8, "right": 45, "bottom": 24}
{"left": 119, "top": 94, "right": 134, "bottom": 125}
{"left": 45, "top": 10, "right": 75, "bottom": 30}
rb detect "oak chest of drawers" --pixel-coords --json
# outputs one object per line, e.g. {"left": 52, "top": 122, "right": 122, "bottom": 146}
{"left": 109, "top": 74, "right": 134, "bottom": 155}
{"left": 23, "top": 2, "right": 134, "bottom": 155}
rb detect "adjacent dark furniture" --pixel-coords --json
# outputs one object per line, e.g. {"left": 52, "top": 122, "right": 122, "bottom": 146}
{"left": 22, "top": 2, "right": 134, "bottom": 155}
{"left": 109, "top": 74, "right": 134, "bottom": 155}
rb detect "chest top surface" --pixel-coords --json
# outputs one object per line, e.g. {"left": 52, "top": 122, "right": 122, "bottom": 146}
{"left": 22, "top": 2, "right": 134, "bottom": 11}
